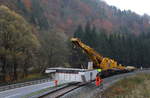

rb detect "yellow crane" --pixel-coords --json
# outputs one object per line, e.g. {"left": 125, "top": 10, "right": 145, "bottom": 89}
{"left": 71, "top": 38, "right": 126, "bottom": 71}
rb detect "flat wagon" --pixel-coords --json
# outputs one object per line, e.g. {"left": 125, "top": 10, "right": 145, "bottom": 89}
{"left": 45, "top": 68, "right": 98, "bottom": 83}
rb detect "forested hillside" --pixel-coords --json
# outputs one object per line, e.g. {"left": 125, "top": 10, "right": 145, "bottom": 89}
{"left": 0, "top": 0, "right": 150, "bottom": 34}
{"left": 71, "top": 23, "right": 150, "bottom": 68}
{"left": 0, "top": 0, "right": 150, "bottom": 83}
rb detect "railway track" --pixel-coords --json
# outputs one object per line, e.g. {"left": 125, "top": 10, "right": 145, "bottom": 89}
{"left": 61, "top": 70, "right": 150, "bottom": 98}
{"left": 39, "top": 69, "right": 150, "bottom": 98}
{"left": 39, "top": 83, "right": 87, "bottom": 98}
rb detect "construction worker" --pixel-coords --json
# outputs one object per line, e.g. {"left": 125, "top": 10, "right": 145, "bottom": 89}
{"left": 97, "top": 69, "right": 102, "bottom": 72}
{"left": 54, "top": 80, "right": 58, "bottom": 86}
{"left": 97, "top": 68, "right": 102, "bottom": 78}
{"left": 95, "top": 69, "right": 103, "bottom": 86}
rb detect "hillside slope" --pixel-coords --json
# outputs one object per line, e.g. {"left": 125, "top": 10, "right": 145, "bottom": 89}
{"left": 0, "top": 0, "right": 150, "bottom": 35}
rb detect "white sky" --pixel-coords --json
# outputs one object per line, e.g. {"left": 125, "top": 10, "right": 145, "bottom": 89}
{"left": 103, "top": 0, "right": 150, "bottom": 15}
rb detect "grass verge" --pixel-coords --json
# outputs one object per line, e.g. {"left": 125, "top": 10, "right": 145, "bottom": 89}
{"left": 102, "top": 73, "right": 150, "bottom": 98}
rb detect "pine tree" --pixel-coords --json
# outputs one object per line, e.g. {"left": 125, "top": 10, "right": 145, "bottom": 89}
{"left": 74, "top": 24, "right": 84, "bottom": 39}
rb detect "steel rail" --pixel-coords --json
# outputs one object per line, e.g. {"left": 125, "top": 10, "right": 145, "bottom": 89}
{"left": 39, "top": 82, "right": 88, "bottom": 98}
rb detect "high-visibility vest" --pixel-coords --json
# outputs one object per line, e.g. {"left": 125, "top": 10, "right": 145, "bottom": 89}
{"left": 96, "top": 77, "right": 100, "bottom": 81}
{"left": 95, "top": 76, "right": 101, "bottom": 86}
{"left": 97, "top": 69, "right": 102, "bottom": 72}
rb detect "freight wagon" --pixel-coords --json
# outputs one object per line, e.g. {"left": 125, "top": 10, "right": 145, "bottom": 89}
{"left": 45, "top": 67, "right": 98, "bottom": 83}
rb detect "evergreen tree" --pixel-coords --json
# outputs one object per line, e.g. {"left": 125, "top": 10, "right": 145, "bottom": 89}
{"left": 74, "top": 25, "right": 84, "bottom": 39}
{"left": 72, "top": 24, "right": 150, "bottom": 68}
{"left": 84, "top": 22, "right": 93, "bottom": 46}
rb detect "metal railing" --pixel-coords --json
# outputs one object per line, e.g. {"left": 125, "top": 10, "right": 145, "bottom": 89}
{"left": 0, "top": 78, "right": 51, "bottom": 92}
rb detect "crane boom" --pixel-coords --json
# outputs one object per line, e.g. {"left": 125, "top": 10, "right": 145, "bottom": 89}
{"left": 71, "top": 38, "right": 125, "bottom": 70}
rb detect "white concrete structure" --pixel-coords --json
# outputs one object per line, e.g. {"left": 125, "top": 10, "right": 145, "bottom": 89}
{"left": 88, "top": 62, "right": 93, "bottom": 69}
{"left": 45, "top": 68, "right": 98, "bottom": 83}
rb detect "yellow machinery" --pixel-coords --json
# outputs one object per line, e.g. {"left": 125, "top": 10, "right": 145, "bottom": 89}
{"left": 71, "top": 38, "right": 126, "bottom": 71}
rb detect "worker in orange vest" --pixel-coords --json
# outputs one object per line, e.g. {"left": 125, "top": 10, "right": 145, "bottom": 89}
{"left": 54, "top": 80, "right": 58, "bottom": 86}
{"left": 95, "top": 69, "right": 103, "bottom": 86}
{"left": 95, "top": 75, "right": 103, "bottom": 86}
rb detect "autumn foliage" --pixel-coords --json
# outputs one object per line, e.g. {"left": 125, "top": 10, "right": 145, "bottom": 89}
{"left": 1, "top": 0, "right": 150, "bottom": 35}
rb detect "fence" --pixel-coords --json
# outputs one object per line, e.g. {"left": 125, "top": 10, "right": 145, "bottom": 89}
{"left": 0, "top": 78, "right": 51, "bottom": 92}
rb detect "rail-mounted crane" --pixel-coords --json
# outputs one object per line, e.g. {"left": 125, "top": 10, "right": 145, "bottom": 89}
{"left": 71, "top": 38, "right": 135, "bottom": 77}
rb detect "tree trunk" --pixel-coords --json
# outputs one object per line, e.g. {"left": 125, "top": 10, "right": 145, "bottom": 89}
{"left": 13, "top": 61, "right": 18, "bottom": 81}
{"left": 23, "top": 66, "right": 28, "bottom": 78}
{"left": 23, "top": 57, "right": 29, "bottom": 78}
{"left": 1, "top": 56, "right": 6, "bottom": 82}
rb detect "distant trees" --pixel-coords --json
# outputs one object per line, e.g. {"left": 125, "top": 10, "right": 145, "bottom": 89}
{"left": 30, "top": 0, "right": 49, "bottom": 30}
{"left": 0, "top": 5, "right": 71, "bottom": 83}
{"left": 17, "top": 0, "right": 49, "bottom": 30}
{"left": 38, "top": 30, "right": 70, "bottom": 73}
{"left": 0, "top": 5, "right": 39, "bottom": 81}
{"left": 71, "top": 23, "right": 150, "bottom": 68}
{"left": 1, "top": 0, "right": 150, "bottom": 84}
{"left": 70, "top": 23, "right": 98, "bottom": 68}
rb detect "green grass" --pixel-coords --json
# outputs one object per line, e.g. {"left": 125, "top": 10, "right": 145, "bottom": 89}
{"left": 20, "top": 73, "right": 44, "bottom": 81}
{"left": 102, "top": 73, "right": 150, "bottom": 98}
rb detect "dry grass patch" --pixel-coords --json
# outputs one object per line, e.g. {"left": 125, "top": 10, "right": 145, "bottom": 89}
{"left": 102, "top": 73, "right": 150, "bottom": 98}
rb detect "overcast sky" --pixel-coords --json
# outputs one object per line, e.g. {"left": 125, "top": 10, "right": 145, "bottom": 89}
{"left": 103, "top": 0, "right": 150, "bottom": 15}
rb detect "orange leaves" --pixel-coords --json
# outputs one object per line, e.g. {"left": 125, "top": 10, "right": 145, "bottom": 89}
{"left": 92, "top": 19, "right": 101, "bottom": 28}
{"left": 66, "top": 18, "right": 73, "bottom": 25}
{"left": 78, "top": 1, "right": 92, "bottom": 15}
{"left": 101, "top": 19, "right": 113, "bottom": 32}
{"left": 92, "top": 19, "right": 113, "bottom": 33}
{"left": 42, "top": 0, "right": 49, "bottom": 4}
{"left": 22, "top": 0, "right": 32, "bottom": 10}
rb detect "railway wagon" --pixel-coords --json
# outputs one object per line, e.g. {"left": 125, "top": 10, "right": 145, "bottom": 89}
{"left": 45, "top": 68, "right": 98, "bottom": 83}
